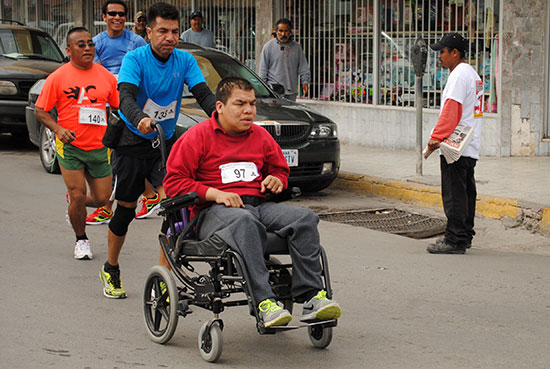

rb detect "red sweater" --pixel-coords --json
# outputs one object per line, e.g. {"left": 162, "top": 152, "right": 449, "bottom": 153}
{"left": 431, "top": 98, "right": 463, "bottom": 141}
{"left": 164, "top": 113, "right": 290, "bottom": 215}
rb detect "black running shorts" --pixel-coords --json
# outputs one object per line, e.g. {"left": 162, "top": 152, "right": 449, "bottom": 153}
{"left": 111, "top": 150, "right": 165, "bottom": 203}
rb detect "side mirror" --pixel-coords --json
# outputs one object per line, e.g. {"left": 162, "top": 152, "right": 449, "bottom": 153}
{"left": 271, "top": 83, "right": 285, "bottom": 96}
{"left": 411, "top": 38, "right": 428, "bottom": 77}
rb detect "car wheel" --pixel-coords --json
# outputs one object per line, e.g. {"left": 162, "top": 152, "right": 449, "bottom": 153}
{"left": 39, "top": 125, "right": 60, "bottom": 174}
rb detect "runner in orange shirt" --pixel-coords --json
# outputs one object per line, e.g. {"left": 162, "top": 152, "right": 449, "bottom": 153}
{"left": 35, "top": 27, "right": 119, "bottom": 260}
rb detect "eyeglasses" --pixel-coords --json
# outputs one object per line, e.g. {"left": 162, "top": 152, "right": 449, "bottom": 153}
{"left": 106, "top": 11, "right": 126, "bottom": 17}
{"left": 71, "top": 41, "right": 95, "bottom": 49}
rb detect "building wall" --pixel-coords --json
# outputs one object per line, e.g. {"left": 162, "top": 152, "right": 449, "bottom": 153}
{"left": 297, "top": 0, "right": 549, "bottom": 158}
{"left": 501, "top": 0, "right": 549, "bottom": 156}
{"left": 299, "top": 100, "right": 502, "bottom": 156}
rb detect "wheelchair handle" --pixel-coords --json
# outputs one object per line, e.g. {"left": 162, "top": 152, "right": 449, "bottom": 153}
{"left": 150, "top": 121, "right": 167, "bottom": 169}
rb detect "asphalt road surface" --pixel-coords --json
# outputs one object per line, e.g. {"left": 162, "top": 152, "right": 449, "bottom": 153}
{"left": 1, "top": 135, "right": 549, "bottom": 368}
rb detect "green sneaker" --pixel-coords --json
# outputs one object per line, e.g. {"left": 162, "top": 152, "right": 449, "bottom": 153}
{"left": 99, "top": 265, "right": 127, "bottom": 299}
{"left": 258, "top": 299, "right": 292, "bottom": 327}
{"left": 160, "top": 281, "right": 169, "bottom": 303}
{"left": 300, "top": 290, "right": 341, "bottom": 322}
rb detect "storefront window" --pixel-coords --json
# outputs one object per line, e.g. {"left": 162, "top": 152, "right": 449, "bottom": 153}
{"left": 195, "top": 0, "right": 256, "bottom": 69}
{"left": 7, "top": 0, "right": 499, "bottom": 112}
{"left": 285, "top": 0, "right": 500, "bottom": 112}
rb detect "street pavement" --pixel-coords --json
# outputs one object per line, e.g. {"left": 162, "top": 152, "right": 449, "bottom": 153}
{"left": 1, "top": 137, "right": 550, "bottom": 368}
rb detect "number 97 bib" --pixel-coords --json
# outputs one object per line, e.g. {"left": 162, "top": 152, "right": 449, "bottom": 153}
{"left": 219, "top": 162, "right": 259, "bottom": 184}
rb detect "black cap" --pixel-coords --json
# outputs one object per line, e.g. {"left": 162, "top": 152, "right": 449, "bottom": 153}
{"left": 430, "top": 33, "right": 467, "bottom": 53}
{"left": 190, "top": 11, "right": 203, "bottom": 19}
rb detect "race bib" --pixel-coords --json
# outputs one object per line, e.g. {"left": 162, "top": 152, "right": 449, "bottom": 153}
{"left": 143, "top": 99, "right": 177, "bottom": 122}
{"left": 220, "top": 162, "right": 259, "bottom": 184}
{"left": 79, "top": 107, "right": 107, "bottom": 126}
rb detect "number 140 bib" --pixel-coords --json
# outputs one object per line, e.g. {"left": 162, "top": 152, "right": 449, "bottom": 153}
{"left": 220, "top": 162, "right": 259, "bottom": 184}
{"left": 79, "top": 107, "right": 107, "bottom": 126}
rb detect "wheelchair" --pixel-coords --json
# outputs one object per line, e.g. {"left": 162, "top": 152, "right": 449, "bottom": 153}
{"left": 142, "top": 191, "right": 338, "bottom": 362}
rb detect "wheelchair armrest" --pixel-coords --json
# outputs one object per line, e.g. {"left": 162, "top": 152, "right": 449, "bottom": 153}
{"left": 158, "top": 192, "right": 199, "bottom": 216}
{"left": 266, "top": 187, "right": 302, "bottom": 203}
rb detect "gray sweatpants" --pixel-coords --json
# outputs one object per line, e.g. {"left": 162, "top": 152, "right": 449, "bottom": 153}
{"left": 197, "top": 202, "right": 324, "bottom": 304}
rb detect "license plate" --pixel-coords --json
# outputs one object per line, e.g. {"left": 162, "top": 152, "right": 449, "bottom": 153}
{"left": 282, "top": 149, "right": 298, "bottom": 167}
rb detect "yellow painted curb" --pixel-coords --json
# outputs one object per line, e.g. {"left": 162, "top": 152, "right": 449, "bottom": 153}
{"left": 333, "top": 172, "right": 443, "bottom": 209}
{"left": 540, "top": 208, "right": 550, "bottom": 235}
{"left": 334, "top": 172, "right": 525, "bottom": 221}
{"left": 475, "top": 195, "right": 519, "bottom": 220}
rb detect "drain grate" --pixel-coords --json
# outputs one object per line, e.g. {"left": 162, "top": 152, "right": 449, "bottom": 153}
{"left": 318, "top": 208, "right": 446, "bottom": 239}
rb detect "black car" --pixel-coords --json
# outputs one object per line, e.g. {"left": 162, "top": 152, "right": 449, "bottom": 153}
{"left": 26, "top": 42, "right": 340, "bottom": 192}
{"left": 0, "top": 21, "right": 63, "bottom": 138}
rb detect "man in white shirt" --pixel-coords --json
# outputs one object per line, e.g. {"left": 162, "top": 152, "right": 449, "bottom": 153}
{"left": 426, "top": 33, "right": 483, "bottom": 254}
{"left": 180, "top": 11, "right": 214, "bottom": 48}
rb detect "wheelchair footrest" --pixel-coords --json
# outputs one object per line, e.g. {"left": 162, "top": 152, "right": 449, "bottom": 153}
{"left": 260, "top": 319, "right": 337, "bottom": 334}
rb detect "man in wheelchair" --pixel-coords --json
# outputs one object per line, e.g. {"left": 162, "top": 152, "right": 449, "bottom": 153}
{"left": 163, "top": 77, "right": 341, "bottom": 328}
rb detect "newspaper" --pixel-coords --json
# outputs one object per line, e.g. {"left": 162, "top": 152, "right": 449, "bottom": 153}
{"left": 423, "top": 125, "right": 474, "bottom": 164}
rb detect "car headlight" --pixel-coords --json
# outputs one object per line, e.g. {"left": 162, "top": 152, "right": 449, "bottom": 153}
{"left": 29, "top": 79, "right": 46, "bottom": 96}
{"left": 0, "top": 81, "right": 18, "bottom": 95}
{"left": 309, "top": 122, "right": 337, "bottom": 139}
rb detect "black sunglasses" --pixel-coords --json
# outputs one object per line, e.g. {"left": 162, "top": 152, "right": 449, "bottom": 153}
{"left": 107, "top": 11, "right": 126, "bottom": 17}
{"left": 72, "top": 41, "right": 95, "bottom": 49}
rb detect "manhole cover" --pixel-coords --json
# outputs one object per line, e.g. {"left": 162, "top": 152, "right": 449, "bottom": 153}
{"left": 318, "top": 208, "right": 446, "bottom": 239}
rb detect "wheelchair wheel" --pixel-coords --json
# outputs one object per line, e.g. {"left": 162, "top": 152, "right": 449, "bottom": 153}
{"left": 143, "top": 266, "right": 178, "bottom": 344}
{"left": 198, "top": 321, "right": 223, "bottom": 362}
{"left": 267, "top": 256, "right": 293, "bottom": 313}
{"left": 308, "top": 325, "right": 333, "bottom": 349}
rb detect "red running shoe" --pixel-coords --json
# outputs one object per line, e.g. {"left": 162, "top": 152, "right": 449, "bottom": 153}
{"left": 86, "top": 206, "right": 113, "bottom": 225}
{"left": 135, "top": 193, "right": 161, "bottom": 219}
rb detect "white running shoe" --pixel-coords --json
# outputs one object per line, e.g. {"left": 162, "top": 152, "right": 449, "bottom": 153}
{"left": 74, "top": 239, "right": 93, "bottom": 260}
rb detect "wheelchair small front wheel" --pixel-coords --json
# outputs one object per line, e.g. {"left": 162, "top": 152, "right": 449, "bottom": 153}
{"left": 198, "top": 321, "right": 223, "bottom": 362}
{"left": 143, "top": 266, "right": 178, "bottom": 344}
{"left": 308, "top": 325, "right": 333, "bottom": 349}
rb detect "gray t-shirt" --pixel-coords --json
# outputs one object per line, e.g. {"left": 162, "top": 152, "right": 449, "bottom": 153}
{"left": 180, "top": 28, "right": 215, "bottom": 48}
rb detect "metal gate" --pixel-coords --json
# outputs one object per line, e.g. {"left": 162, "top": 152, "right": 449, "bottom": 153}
{"left": 283, "top": 0, "right": 501, "bottom": 111}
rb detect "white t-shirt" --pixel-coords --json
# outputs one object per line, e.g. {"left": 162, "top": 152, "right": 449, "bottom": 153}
{"left": 440, "top": 62, "right": 483, "bottom": 159}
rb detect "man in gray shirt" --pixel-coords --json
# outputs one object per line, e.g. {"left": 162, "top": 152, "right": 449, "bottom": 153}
{"left": 180, "top": 11, "right": 214, "bottom": 48}
{"left": 258, "top": 18, "right": 310, "bottom": 101}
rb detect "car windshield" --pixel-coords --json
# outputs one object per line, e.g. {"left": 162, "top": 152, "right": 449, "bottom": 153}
{"left": 0, "top": 28, "right": 64, "bottom": 62}
{"left": 182, "top": 51, "right": 272, "bottom": 99}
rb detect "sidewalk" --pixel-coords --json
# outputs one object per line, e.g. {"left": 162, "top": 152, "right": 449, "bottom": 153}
{"left": 335, "top": 144, "right": 550, "bottom": 233}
